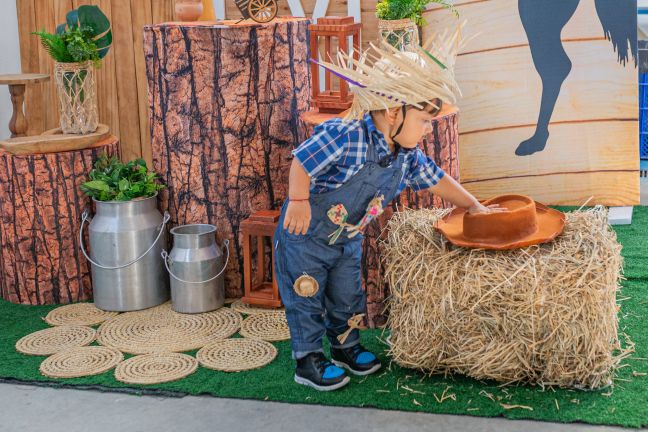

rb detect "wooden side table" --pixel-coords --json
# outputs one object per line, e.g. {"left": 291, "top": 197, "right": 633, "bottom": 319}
{"left": 0, "top": 74, "right": 49, "bottom": 137}
{"left": 241, "top": 210, "right": 282, "bottom": 308}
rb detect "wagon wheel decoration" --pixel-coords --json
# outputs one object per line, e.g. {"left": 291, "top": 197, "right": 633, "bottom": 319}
{"left": 247, "top": 0, "right": 278, "bottom": 23}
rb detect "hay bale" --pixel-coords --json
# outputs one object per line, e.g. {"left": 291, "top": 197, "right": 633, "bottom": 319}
{"left": 383, "top": 206, "right": 630, "bottom": 389}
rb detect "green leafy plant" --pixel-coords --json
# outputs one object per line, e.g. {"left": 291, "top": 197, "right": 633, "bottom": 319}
{"left": 32, "top": 5, "right": 112, "bottom": 66}
{"left": 81, "top": 154, "right": 165, "bottom": 202}
{"left": 376, "top": 0, "right": 458, "bottom": 27}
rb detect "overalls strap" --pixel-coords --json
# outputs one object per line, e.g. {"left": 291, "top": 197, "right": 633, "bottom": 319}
{"left": 364, "top": 123, "right": 380, "bottom": 164}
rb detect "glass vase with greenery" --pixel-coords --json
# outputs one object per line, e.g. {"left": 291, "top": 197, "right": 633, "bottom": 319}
{"left": 32, "top": 5, "right": 112, "bottom": 133}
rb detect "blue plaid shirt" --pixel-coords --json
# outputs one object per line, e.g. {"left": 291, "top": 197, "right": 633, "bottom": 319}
{"left": 292, "top": 113, "right": 445, "bottom": 195}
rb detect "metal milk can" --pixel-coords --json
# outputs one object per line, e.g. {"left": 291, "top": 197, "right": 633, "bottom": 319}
{"left": 161, "top": 224, "right": 229, "bottom": 313}
{"left": 80, "top": 194, "right": 170, "bottom": 311}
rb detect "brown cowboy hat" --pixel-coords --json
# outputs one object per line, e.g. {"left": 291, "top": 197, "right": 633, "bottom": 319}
{"left": 435, "top": 195, "right": 566, "bottom": 250}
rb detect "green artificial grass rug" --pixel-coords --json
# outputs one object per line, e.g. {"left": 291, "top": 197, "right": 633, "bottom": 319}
{"left": 0, "top": 206, "right": 647, "bottom": 428}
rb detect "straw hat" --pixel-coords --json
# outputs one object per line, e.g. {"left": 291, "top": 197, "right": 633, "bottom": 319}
{"left": 311, "top": 25, "right": 465, "bottom": 120}
{"left": 435, "top": 195, "right": 566, "bottom": 250}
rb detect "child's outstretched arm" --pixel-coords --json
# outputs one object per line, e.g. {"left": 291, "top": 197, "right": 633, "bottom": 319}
{"left": 408, "top": 151, "right": 503, "bottom": 214}
{"left": 431, "top": 175, "right": 491, "bottom": 214}
{"left": 283, "top": 158, "right": 312, "bottom": 235}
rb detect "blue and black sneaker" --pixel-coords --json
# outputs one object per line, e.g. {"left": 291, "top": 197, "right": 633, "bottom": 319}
{"left": 294, "top": 352, "right": 350, "bottom": 391}
{"left": 331, "top": 344, "right": 382, "bottom": 376}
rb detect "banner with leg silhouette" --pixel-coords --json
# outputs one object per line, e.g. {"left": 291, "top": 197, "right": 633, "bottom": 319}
{"left": 425, "top": 0, "right": 639, "bottom": 206}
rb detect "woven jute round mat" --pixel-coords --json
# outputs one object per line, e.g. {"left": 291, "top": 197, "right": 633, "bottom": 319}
{"left": 97, "top": 304, "right": 242, "bottom": 354}
{"left": 115, "top": 353, "right": 198, "bottom": 384}
{"left": 230, "top": 299, "right": 284, "bottom": 316}
{"left": 44, "top": 303, "right": 119, "bottom": 327}
{"left": 40, "top": 346, "right": 123, "bottom": 378}
{"left": 239, "top": 312, "right": 290, "bottom": 342}
{"left": 196, "top": 338, "right": 277, "bottom": 372}
{"left": 16, "top": 326, "right": 96, "bottom": 356}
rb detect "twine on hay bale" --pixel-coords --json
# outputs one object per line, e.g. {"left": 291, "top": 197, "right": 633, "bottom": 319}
{"left": 383, "top": 206, "right": 632, "bottom": 389}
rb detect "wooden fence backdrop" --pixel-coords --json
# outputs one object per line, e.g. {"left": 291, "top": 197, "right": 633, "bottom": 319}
{"left": 15, "top": 0, "right": 386, "bottom": 165}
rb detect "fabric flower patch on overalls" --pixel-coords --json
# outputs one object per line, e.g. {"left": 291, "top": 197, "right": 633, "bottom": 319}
{"left": 346, "top": 195, "right": 385, "bottom": 238}
{"left": 293, "top": 274, "right": 319, "bottom": 297}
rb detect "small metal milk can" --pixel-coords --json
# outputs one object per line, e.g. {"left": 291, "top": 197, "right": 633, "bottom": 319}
{"left": 161, "top": 224, "right": 230, "bottom": 313}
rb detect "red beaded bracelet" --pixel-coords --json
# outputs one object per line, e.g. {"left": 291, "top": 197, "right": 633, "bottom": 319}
{"left": 289, "top": 198, "right": 309, "bottom": 202}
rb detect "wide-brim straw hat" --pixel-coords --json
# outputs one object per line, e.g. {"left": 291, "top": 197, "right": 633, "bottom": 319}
{"left": 311, "top": 24, "right": 465, "bottom": 120}
{"left": 435, "top": 194, "right": 566, "bottom": 250}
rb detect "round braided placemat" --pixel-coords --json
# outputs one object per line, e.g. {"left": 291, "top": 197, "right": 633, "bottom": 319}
{"left": 114, "top": 353, "right": 198, "bottom": 384}
{"left": 16, "top": 326, "right": 96, "bottom": 356}
{"left": 239, "top": 312, "right": 290, "bottom": 341}
{"left": 44, "top": 303, "right": 119, "bottom": 326}
{"left": 196, "top": 338, "right": 277, "bottom": 372}
{"left": 39, "top": 346, "right": 123, "bottom": 378}
{"left": 230, "top": 299, "right": 284, "bottom": 316}
{"left": 97, "top": 304, "right": 242, "bottom": 354}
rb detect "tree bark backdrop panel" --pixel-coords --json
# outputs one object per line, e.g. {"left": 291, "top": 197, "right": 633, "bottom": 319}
{"left": 0, "top": 137, "right": 120, "bottom": 305}
{"left": 15, "top": 0, "right": 177, "bottom": 164}
{"left": 424, "top": 0, "right": 639, "bottom": 205}
{"left": 299, "top": 106, "right": 460, "bottom": 327}
{"left": 144, "top": 18, "right": 311, "bottom": 300}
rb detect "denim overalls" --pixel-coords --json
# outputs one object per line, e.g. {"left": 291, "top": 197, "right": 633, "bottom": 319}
{"left": 274, "top": 123, "right": 406, "bottom": 359}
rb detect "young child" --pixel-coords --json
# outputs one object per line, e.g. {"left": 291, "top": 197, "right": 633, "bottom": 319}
{"left": 274, "top": 38, "right": 503, "bottom": 391}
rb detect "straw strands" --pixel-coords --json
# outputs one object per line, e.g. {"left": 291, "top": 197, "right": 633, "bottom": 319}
{"left": 383, "top": 206, "right": 631, "bottom": 389}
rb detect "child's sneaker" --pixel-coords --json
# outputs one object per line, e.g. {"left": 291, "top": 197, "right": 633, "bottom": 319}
{"left": 294, "top": 352, "right": 350, "bottom": 391}
{"left": 331, "top": 344, "right": 381, "bottom": 376}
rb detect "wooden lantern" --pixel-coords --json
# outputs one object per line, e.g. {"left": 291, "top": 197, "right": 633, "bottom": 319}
{"left": 241, "top": 210, "right": 282, "bottom": 308}
{"left": 309, "top": 16, "right": 361, "bottom": 113}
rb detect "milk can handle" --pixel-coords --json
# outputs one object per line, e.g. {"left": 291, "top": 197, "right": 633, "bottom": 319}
{"left": 161, "top": 239, "right": 230, "bottom": 284}
{"left": 79, "top": 210, "right": 171, "bottom": 270}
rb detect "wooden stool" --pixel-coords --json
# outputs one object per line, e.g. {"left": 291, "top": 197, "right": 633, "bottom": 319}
{"left": 0, "top": 74, "right": 49, "bottom": 138}
{"left": 241, "top": 210, "right": 282, "bottom": 308}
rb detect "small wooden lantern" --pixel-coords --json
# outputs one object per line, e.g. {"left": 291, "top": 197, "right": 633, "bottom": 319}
{"left": 309, "top": 16, "right": 361, "bottom": 113}
{"left": 241, "top": 210, "right": 282, "bottom": 308}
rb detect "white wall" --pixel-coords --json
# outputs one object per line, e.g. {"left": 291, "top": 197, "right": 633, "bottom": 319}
{"left": 0, "top": 1, "right": 21, "bottom": 140}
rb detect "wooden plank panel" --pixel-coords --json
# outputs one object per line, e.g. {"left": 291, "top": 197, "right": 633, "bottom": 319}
{"left": 34, "top": 0, "right": 58, "bottom": 131}
{"left": 93, "top": 0, "right": 120, "bottom": 148}
{"left": 423, "top": 0, "right": 603, "bottom": 54}
{"left": 131, "top": 0, "right": 153, "bottom": 166}
{"left": 152, "top": 0, "right": 175, "bottom": 23}
{"left": 459, "top": 121, "right": 639, "bottom": 181}
{"left": 16, "top": 0, "right": 45, "bottom": 135}
{"left": 462, "top": 171, "right": 640, "bottom": 206}
{"left": 111, "top": 0, "right": 141, "bottom": 161}
{"left": 455, "top": 40, "right": 637, "bottom": 134}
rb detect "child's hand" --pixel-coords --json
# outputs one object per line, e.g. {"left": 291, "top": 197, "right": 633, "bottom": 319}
{"left": 284, "top": 201, "right": 312, "bottom": 235}
{"left": 467, "top": 201, "right": 505, "bottom": 215}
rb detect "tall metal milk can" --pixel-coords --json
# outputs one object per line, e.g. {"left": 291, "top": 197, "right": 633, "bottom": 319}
{"left": 80, "top": 194, "right": 170, "bottom": 311}
{"left": 161, "top": 224, "right": 229, "bottom": 313}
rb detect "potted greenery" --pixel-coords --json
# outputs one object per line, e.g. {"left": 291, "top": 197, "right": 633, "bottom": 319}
{"left": 376, "top": 0, "right": 457, "bottom": 51}
{"left": 79, "top": 154, "right": 170, "bottom": 312}
{"left": 81, "top": 154, "right": 165, "bottom": 201}
{"left": 33, "top": 5, "right": 112, "bottom": 134}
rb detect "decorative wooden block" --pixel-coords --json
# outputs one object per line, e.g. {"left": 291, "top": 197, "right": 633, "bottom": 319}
{"left": 0, "top": 136, "right": 120, "bottom": 305}
{"left": 241, "top": 210, "right": 281, "bottom": 308}
{"left": 298, "top": 106, "right": 460, "bottom": 327}
{"left": 144, "top": 18, "right": 311, "bottom": 299}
